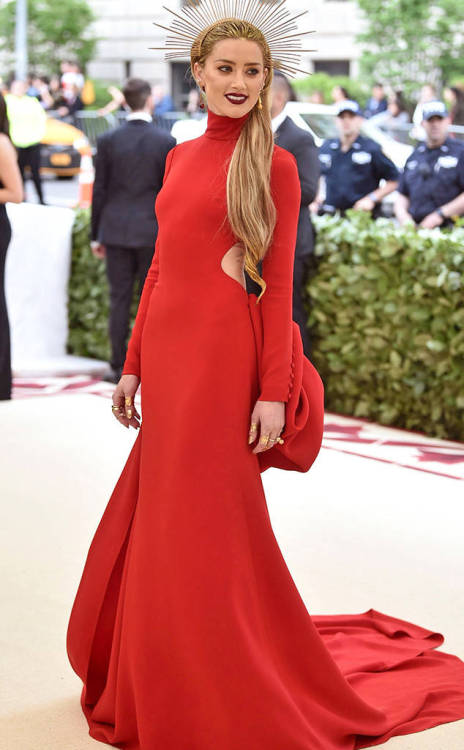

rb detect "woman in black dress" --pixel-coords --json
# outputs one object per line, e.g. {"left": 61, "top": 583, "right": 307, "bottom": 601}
{"left": 0, "top": 92, "right": 23, "bottom": 400}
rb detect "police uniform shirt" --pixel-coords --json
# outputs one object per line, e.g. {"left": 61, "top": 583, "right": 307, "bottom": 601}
{"left": 318, "top": 135, "right": 399, "bottom": 212}
{"left": 398, "top": 136, "right": 464, "bottom": 224}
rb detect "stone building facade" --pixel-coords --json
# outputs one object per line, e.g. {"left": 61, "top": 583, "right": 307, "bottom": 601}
{"left": 86, "top": 0, "right": 364, "bottom": 107}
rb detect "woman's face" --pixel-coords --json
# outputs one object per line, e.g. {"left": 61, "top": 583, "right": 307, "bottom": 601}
{"left": 388, "top": 97, "right": 399, "bottom": 116}
{"left": 193, "top": 37, "right": 268, "bottom": 117}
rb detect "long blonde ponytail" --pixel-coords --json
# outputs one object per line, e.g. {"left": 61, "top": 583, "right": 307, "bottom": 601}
{"left": 191, "top": 19, "right": 277, "bottom": 301}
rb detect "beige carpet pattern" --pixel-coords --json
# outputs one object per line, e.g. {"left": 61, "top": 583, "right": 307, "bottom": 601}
{"left": 1, "top": 393, "right": 463, "bottom": 749}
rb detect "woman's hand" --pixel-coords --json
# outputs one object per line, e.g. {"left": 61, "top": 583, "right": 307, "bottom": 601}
{"left": 248, "top": 400, "right": 285, "bottom": 453}
{"left": 111, "top": 374, "right": 141, "bottom": 429}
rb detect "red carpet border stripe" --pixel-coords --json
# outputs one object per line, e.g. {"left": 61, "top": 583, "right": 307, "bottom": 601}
{"left": 10, "top": 376, "right": 464, "bottom": 481}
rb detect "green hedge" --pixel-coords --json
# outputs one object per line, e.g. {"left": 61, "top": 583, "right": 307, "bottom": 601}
{"left": 67, "top": 208, "right": 138, "bottom": 362}
{"left": 308, "top": 211, "right": 464, "bottom": 440}
{"left": 68, "top": 209, "right": 464, "bottom": 441}
{"left": 293, "top": 72, "right": 368, "bottom": 108}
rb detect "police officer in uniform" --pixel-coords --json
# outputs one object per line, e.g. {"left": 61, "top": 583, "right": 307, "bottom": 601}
{"left": 311, "top": 100, "right": 399, "bottom": 217}
{"left": 395, "top": 100, "right": 464, "bottom": 228}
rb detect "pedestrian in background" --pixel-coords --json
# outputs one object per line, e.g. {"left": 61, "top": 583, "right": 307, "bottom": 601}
{"left": 444, "top": 85, "right": 464, "bottom": 128}
{"left": 55, "top": 83, "right": 83, "bottom": 126}
{"left": 331, "top": 85, "right": 349, "bottom": 104}
{"left": 90, "top": 78, "right": 176, "bottom": 383}
{"left": 411, "top": 83, "right": 437, "bottom": 141}
{"left": 60, "top": 61, "right": 84, "bottom": 103}
{"left": 0, "top": 92, "right": 23, "bottom": 399}
{"left": 395, "top": 100, "right": 464, "bottom": 228}
{"left": 5, "top": 79, "right": 47, "bottom": 205}
{"left": 151, "top": 83, "right": 174, "bottom": 116}
{"left": 312, "top": 99, "right": 398, "bottom": 217}
{"left": 364, "top": 82, "right": 388, "bottom": 119}
{"left": 308, "top": 90, "right": 324, "bottom": 104}
{"left": 370, "top": 91, "right": 410, "bottom": 143}
{"left": 268, "top": 71, "right": 319, "bottom": 359}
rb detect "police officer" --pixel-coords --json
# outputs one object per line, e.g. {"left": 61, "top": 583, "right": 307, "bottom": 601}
{"left": 311, "top": 100, "right": 399, "bottom": 217}
{"left": 395, "top": 100, "right": 464, "bottom": 228}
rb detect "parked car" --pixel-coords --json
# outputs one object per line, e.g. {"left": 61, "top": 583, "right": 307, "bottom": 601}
{"left": 168, "top": 102, "right": 413, "bottom": 168}
{"left": 170, "top": 102, "right": 413, "bottom": 217}
{"left": 283, "top": 102, "right": 413, "bottom": 169}
{"left": 40, "top": 117, "right": 89, "bottom": 177}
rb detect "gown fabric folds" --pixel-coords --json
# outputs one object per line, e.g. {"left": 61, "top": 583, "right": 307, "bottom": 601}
{"left": 66, "top": 108, "right": 464, "bottom": 749}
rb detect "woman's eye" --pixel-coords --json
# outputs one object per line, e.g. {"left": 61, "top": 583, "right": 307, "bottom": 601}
{"left": 218, "top": 66, "right": 259, "bottom": 75}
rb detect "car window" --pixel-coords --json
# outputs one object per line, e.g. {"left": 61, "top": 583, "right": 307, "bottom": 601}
{"left": 297, "top": 113, "right": 338, "bottom": 140}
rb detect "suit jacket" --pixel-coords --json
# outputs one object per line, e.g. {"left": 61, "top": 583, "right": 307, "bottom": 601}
{"left": 91, "top": 119, "right": 176, "bottom": 248}
{"left": 273, "top": 115, "right": 319, "bottom": 258}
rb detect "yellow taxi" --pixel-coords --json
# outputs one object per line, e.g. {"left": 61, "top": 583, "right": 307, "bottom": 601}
{"left": 40, "top": 117, "right": 90, "bottom": 177}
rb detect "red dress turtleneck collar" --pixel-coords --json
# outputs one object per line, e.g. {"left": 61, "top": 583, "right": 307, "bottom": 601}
{"left": 204, "top": 107, "right": 251, "bottom": 141}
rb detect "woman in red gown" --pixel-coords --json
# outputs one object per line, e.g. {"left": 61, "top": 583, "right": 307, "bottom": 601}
{"left": 66, "top": 15, "right": 464, "bottom": 750}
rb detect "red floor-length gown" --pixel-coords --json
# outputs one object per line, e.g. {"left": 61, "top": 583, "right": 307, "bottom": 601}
{"left": 66, "top": 108, "right": 464, "bottom": 749}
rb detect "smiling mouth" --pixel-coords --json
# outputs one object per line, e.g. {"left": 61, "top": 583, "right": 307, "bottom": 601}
{"left": 225, "top": 94, "right": 248, "bottom": 103}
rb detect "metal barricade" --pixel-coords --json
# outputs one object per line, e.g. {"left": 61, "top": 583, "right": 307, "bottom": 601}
{"left": 72, "top": 110, "right": 186, "bottom": 150}
{"left": 73, "top": 111, "right": 119, "bottom": 151}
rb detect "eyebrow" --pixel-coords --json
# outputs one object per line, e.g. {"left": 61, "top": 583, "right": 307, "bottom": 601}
{"left": 214, "top": 58, "right": 262, "bottom": 66}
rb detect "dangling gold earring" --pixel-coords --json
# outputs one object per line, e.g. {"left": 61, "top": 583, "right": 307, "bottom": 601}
{"left": 197, "top": 81, "right": 205, "bottom": 109}
{"left": 257, "top": 92, "right": 263, "bottom": 110}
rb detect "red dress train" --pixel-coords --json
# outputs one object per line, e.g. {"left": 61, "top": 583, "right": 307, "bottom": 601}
{"left": 66, "top": 108, "right": 464, "bottom": 749}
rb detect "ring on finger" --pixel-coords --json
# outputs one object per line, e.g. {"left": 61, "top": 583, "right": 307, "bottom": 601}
{"left": 259, "top": 434, "right": 270, "bottom": 445}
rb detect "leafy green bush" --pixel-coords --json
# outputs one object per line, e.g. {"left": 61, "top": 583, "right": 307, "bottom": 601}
{"left": 293, "top": 73, "right": 368, "bottom": 108}
{"left": 308, "top": 211, "right": 464, "bottom": 440}
{"left": 68, "top": 209, "right": 464, "bottom": 441}
{"left": 67, "top": 208, "right": 139, "bottom": 362}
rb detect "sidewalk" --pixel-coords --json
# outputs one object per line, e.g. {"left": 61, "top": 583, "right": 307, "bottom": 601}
{"left": 2, "top": 377, "right": 463, "bottom": 749}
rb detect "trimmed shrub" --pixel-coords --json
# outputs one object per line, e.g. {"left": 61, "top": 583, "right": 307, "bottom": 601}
{"left": 67, "top": 208, "right": 139, "bottom": 362}
{"left": 308, "top": 211, "right": 464, "bottom": 440}
{"left": 68, "top": 208, "right": 464, "bottom": 441}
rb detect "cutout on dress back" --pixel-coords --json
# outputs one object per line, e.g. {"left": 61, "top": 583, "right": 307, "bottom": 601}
{"left": 220, "top": 244, "right": 246, "bottom": 291}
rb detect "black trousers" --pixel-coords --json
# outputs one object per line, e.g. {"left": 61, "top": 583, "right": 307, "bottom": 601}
{"left": 0, "top": 209, "right": 12, "bottom": 400}
{"left": 105, "top": 245, "right": 155, "bottom": 372}
{"left": 17, "top": 143, "right": 45, "bottom": 204}
{"left": 292, "top": 253, "right": 316, "bottom": 361}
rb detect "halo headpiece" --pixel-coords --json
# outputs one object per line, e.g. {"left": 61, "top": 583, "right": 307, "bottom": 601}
{"left": 150, "top": 0, "right": 316, "bottom": 78}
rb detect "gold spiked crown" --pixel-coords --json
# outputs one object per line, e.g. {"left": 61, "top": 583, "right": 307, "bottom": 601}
{"left": 150, "top": 0, "right": 316, "bottom": 79}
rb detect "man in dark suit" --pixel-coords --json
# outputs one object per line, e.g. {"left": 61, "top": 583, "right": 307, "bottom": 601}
{"left": 91, "top": 78, "right": 176, "bottom": 382}
{"left": 270, "top": 72, "right": 320, "bottom": 359}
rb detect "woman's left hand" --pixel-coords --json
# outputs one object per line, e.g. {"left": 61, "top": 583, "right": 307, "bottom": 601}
{"left": 248, "top": 400, "right": 285, "bottom": 453}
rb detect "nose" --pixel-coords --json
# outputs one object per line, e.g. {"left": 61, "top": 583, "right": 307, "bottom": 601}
{"left": 229, "top": 72, "right": 248, "bottom": 91}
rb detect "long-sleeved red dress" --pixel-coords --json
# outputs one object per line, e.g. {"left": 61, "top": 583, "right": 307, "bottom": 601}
{"left": 66, "top": 108, "right": 464, "bottom": 749}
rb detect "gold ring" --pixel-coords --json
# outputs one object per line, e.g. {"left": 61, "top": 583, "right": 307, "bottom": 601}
{"left": 111, "top": 405, "right": 121, "bottom": 412}
{"left": 277, "top": 437, "right": 284, "bottom": 444}
{"left": 125, "top": 396, "right": 132, "bottom": 405}
{"left": 259, "top": 435, "right": 269, "bottom": 444}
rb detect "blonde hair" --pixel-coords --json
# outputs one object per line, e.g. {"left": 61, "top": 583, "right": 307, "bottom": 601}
{"left": 191, "top": 19, "right": 276, "bottom": 302}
